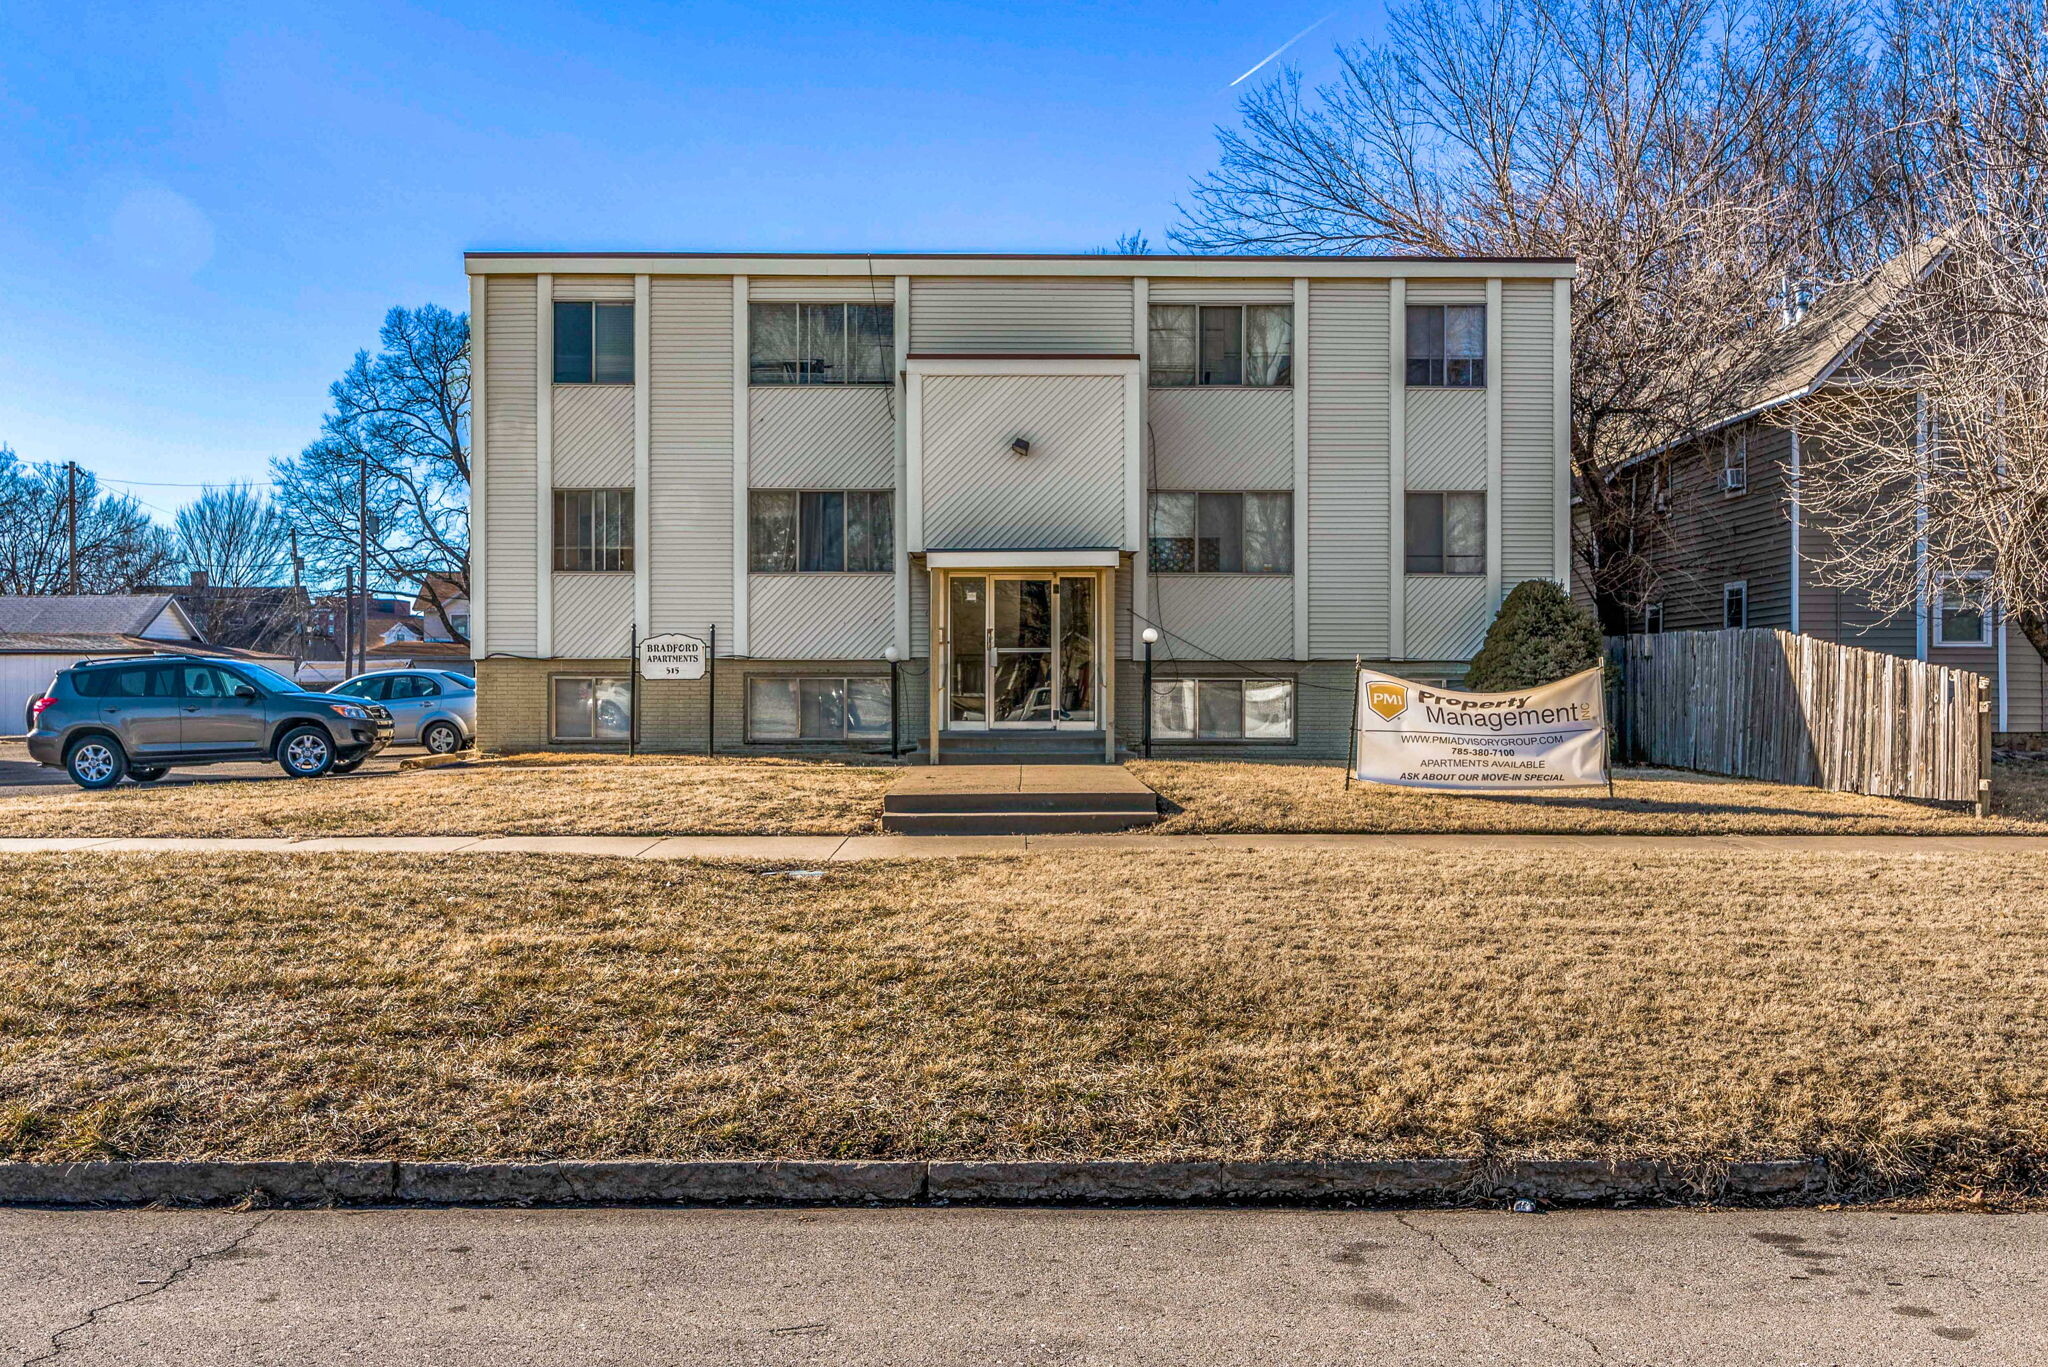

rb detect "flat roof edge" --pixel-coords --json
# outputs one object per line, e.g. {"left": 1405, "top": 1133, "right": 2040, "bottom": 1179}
{"left": 463, "top": 252, "right": 1576, "bottom": 279}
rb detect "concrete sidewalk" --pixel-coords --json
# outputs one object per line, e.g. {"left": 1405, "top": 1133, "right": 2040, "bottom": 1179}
{"left": 1, "top": 831, "right": 2044, "bottom": 858}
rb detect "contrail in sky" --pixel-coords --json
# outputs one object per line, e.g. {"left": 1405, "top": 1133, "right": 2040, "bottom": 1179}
{"left": 1228, "top": 12, "right": 1337, "bottom": 87}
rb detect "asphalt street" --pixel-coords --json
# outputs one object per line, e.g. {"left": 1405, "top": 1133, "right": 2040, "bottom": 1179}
{"left": 4, "top": 1207, "right": 2040, "bottom": 1365}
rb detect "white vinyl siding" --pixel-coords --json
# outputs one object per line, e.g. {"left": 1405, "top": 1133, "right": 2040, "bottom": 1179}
{"left": 748, "top": 387, "right": 895, "bottom": 488}
{"left": 748, "top": 276, "right": 900, "bottom": 303}
{"left": 1147, "top": 277, "right": 1292, "bottom": 304}
{"left": 748, "top": 573, "right": 894, "bottom": 659}
{"left": 910, "top": 278, "right": 1133, "bottom": 354}
{"left": 1149, "top": 576, "right": 1294, "bottom": 661}
{"left": 551, "top": 384, "right": 636, "bottom": 487}
{"left": 1145, "top": 388, "right": 1293, "bottom": 489}
{"left": 1306, "top": 279, "right": 1392, "bottom": 656}
{"left": 647, "top": 277, "right": 734, "bottom": 644}
{"left": 483, "top": 276, "right": 538, "bottom": 654}
{"left": 552, "top": 276, "right": 635, "bottom": 302}
{"left": 1500, "top": 280, "right": 1560, "bottom": 583}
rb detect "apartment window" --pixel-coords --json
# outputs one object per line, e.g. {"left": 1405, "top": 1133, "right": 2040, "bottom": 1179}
{"left": 1642, "top": 603, "right": 1664, "bottom": 634}
{"left": 552, "top": 489, "right": 634, "bottom": 572}
{"left": 1723, "top": 428, "right": 1749, "bottom": 494}
{"left": 747, "top": 676, "right": 892, "bottom": 742}
{"left": 1934, "top": 578, "right": 1991, "bottom": 646}
{"left": 1149, "top": 305, "right": 1292, "bottom": 387}
{"left": 1148, "top": 492, "right": 1292, "bottom": 573}
{"left": 748, "top": 490, "right": 894, "bottom": 573}
{"left": 1406, "top": 304, "right": 1485, "bottom": 387}
{"left": 553, "top": 302, "right": 634, "bottom": 384}
{"left": 1723, "top": 582, "right": 1748, "bottom": 629}
{"left": 551, "top": 676, "right": 631, "bottom": 742}
{"left": 749, "top": 303, "right": 893, "bottom": 384}
{"left": 1150, "top": 678, "right": 1295, "bottom": 741}
{"left": 1404, "top": 491, "right": 1486, "bottom": 575}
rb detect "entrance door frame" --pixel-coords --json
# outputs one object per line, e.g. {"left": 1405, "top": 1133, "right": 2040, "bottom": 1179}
{"left": 928, "top": 561, "right": 1117, "bottom": 762}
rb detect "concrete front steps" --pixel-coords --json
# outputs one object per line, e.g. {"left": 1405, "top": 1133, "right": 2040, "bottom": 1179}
{"left": 920, "top": 730, "right": 1121, "bottom": 766}
{"left": 883, "top": 764, "right": 1161, "bottom": 836}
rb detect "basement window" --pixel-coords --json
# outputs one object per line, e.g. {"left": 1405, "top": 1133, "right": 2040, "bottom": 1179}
{"left": 747, "top": 676, "right": 892, "bottom": 742}
{"left": 551, "top": 676, "right": 631, "bottom": 742}
{"left": 1150, "top": 678, "right": 1295, "bottom": 741}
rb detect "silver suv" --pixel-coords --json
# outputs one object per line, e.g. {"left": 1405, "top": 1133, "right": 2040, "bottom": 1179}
{"left": 27, "top": 656, "right": 393, "bottom": 789}
{"left": 330, "top": 669, "right": 476, "bottom": 754}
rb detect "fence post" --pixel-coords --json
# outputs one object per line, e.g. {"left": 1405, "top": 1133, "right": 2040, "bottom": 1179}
{"left": 1977, "top": 676, "right": 1994, "bottom": 818}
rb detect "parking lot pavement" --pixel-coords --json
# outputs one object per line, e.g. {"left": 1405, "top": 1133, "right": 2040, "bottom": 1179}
{"left": 4, "top": 1207, "right": 2042, "bottom": 1366}
{"left": 0, "top": 739, "right": 418, "bottom": 792}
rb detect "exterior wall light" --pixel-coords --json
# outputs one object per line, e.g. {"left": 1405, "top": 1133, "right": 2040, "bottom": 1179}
{"left": 1010, "top": 437, "right": 1031, "bottom": 457}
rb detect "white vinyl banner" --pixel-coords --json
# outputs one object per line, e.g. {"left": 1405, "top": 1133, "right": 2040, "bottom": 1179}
{"left": 1351, "top": 666, "right": 1610, "bottom": 791}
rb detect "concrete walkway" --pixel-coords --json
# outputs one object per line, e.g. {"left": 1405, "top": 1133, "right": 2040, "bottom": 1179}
{"left": 2, "top": 831, "right": 2044, "bottom": 858}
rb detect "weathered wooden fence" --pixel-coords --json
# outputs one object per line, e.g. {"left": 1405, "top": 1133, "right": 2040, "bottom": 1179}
{"left": 1606, "top": 629, "right": 1992, "bottom": 810}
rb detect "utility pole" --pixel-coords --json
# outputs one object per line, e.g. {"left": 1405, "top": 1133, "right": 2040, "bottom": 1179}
{"left": 289, "top": 527, "right": 304, "bottom": 670}
{"left": 357, "top": 460, "right": 370, "bottom": 677}
{"left": 64, "top": 461, "right": 79, "bottom": 595}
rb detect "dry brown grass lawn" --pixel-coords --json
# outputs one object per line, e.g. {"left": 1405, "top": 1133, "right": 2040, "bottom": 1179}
{"left": 0, "top": 753, "right": 895, "bottom": 838}
{"left": 1134, "top": 759, "right": 2048, "bottom": 835}
{"left": 2, "top": 848, "right": 2044, "bottom": 1198}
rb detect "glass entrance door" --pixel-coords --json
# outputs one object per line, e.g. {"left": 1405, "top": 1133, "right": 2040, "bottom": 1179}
{"left": 945, "top": 573, "right": 1098, "bottom": 730}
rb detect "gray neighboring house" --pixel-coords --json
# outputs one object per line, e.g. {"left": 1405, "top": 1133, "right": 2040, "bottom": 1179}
{"left": 0, "top": 596, "right": 296, "bottom": 733}
{"left": 1594, "top": 238, "right": 2044, "bottom": 737}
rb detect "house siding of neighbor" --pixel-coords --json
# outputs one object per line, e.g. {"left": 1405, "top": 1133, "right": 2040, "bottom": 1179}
{"left": 1601, "top": 238, "right": 2045, "bottom": 737}
{"left": 464, "top": 251, "right": 1575, "bottom": 759}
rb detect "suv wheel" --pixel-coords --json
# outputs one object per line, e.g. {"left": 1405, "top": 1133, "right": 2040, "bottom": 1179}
{"left": 277, "top": 725, "right": 335, "bottom": 778}
{"left": 66, "top": 737, "right": 128, "bottom": 790}
{"left": 421, "top": 721, "right": 462, "bottom": 755}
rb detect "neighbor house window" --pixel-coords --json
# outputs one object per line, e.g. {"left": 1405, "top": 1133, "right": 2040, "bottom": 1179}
{"left": 747, "top": 676, "right": 892, "bottom": 742}
{"left": 1642, "top": 602, "right": 1664, "bottom": 634}
{"left": 553, "top": 301, "right": 634, "bottom": 384}
{"left": 1723, "top": 428, "right": 1749, "bottom": 494}
{"left": 552, "top": 489, "right": 634, "bottom": 572}
{"left": 748, "top": 490, "right": 894, "bottom": 573}
{"left": 1148, "top": 492, "right": 1292, "bottom": 572}
{"left": 551, "top": 676, "right": 631, "bottom": 742}
{"left": 1723, "top": 581, "right": 1748, "bottom": 628}
{"left": 1404, "top": 491, "right": 1486, "bottom": 574}
{"left": 1934, "top": 578, "right": 1991, "bottom": 646}
{"left": 1149, "top": 305, "right": 1292, "bottom": 387}
{"left": 749, "top": 303, "right": 893, "bottom": 384}
{"left": 1405, "top": 304, "right": 1485, "bottom": 387}
{"left": 1150, "top": 678, "right": 1295, "bottom": 741}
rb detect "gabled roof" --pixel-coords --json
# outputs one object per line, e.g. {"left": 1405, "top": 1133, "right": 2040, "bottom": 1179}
{"left": 0, "top": 595, "right": 199, "bottom": 640}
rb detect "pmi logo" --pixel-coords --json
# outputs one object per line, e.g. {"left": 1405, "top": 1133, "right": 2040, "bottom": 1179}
{"left": 1367, "top": 681, "right": 1408, "bottom": 722}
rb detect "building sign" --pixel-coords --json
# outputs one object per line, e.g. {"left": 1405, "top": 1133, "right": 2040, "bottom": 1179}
{"left": 1351, "top": 666, "right": 1608, "bottom": 791}
{"left": 639, "top": 632, "right": 707, "bottom": 681}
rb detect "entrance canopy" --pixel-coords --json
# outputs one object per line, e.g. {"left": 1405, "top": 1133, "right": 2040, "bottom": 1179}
{"left": 925, "top": 549, "right": 1120, "bottom": 569}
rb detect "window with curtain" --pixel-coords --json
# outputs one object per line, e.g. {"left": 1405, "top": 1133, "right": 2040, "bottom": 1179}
{"left": 1403, "top": 491, "right": 1486, "bottom": 575}
{"left": 746, "top": 676, "right": 893, "bottom": 741}
{"left": 748, "top": 490, "right": 894, "bottom": 572}
{"left": 1150, "top": 678, "right": 1295, "bottom": 741}
{"left": 1148, "top": 492, "right": 1292, "bottom": 573}
{"left": 1405, "top": 304, "right": 1485, "bottom": 387}
{"left": 1148, "top": 305, "right": 1292, "bottom": 387}
{"left": 553, "top": 302, "right": 634, "bottom": 384}
{"left": 552, "top": 489, "right": 634, "bottom": 572}
{"left": 748, "top": 303, "right": 893, "bottom": 384}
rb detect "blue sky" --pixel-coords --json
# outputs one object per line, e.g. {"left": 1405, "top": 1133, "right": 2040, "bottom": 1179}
{"left": 0, "top": 0, "right": 1374, "bottom": 513}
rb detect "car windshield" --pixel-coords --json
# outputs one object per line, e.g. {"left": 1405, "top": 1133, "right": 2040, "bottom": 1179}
{"left": 222, "top": 662, "right": 303, "bottom": 694}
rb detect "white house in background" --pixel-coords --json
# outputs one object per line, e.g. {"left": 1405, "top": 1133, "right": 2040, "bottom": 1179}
{"left": 463, "top": 250, "right": 1575, "bottom": 760}
{"left": 0, "top": 595, "right": 294, "bottom": 731}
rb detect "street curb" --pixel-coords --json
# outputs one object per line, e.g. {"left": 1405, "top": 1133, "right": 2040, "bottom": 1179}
{"left": 0, "top": 1158, "right": 1824, "bottom": 1208}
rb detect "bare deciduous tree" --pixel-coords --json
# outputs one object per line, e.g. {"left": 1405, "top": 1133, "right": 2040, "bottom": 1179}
{"left": 0, "top": 448, "right": 180, "bottom": 594}
{"left": 273, "top": 304, "right": 470, "bottom": 642}
{"left": 175, "top": 482, "right": 292, "bottom": 586}
{"left": 1173, "top": 0, "right": 1890, "bottom": 629}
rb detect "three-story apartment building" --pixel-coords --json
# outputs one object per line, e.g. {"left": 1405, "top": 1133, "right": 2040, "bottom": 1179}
{"left": 464, "top": 251, "right": 1573, "bottom": 761}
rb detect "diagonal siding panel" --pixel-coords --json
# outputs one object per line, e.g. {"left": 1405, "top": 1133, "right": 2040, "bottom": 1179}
{"left": 484, "top": 276, "right": 538, "bottom": 654}
{"left": 648, "top": 278, "right": 734, "bottom": 643}
{"left": 749, "top": 387, "right": 895, "bottom": 488}
{"left": 749, "top": 574, "right": 893, "bottom": 659}
{"left": 1404, "top": 575, "right": 1492, "bottom": 660}
{"left": 552, "top": 384, "right": 636, "bottom": 487}
{"left": 1152, "top": 576, "right": 1294, "bottom": 662}
{"left": 1404, "top": 387, "right": 1487, "bottom": 490}
{"left": 552, "top": 573, "right": 634, "bottom": 659}
{"left": 1147, "top": 387, "right": 1293, "bottom": 489}
{"left": 920, "top": 374, "right": 1125, "bottom": 550}
{"left": 1306, "top": 280, "right": 1392, "bottom": 657}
